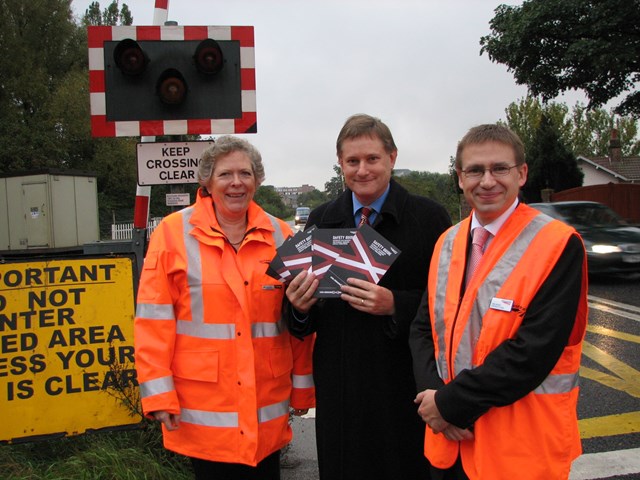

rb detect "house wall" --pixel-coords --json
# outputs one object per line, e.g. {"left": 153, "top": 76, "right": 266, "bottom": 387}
{"left": 579, "top": 164, "right": 621, "bottom": 186}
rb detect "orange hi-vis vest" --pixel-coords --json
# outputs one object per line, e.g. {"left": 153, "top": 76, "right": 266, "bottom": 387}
{"left": 134, "top": 193, "right": 315, "bottom": 465}
{"left": 426, "top": 204, "right": 588, "bottom": 480}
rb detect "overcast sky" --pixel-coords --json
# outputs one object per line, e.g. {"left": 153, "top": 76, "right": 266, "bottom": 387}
{"left": 73, "top": 0, "right": 586, "bottom": 190}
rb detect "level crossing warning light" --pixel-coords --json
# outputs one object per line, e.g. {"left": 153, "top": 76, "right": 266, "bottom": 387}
{"left": 113, "top": 39, "right": 148, "bottom": 76}
{"left": 88, "top": 26, "right": 257, "bottom": 137}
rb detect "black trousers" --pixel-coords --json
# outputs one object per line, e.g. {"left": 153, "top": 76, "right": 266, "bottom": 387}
{"left": 190, "top": 450, "right": 280, "bottom": 480}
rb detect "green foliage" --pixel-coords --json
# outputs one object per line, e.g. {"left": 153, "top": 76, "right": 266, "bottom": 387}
{"left": 82, "top": 1, "right": 134, "bottom": 26}
{"left": 297, "top": 189, "right": 328, "bottom": 209}
{"left": 87, "top": 137, "right": 139, "bottom": 237}
{"left": 318, "top": 165, "right": 460, "bottom": 221}
{"left": 502, "top": 96, "right": 571, "bottom": 155}
{"left": 0, "top": 351, "right": 191, "bottom": 480}
{"left": 0, "top": 0, "right": 137, "bottom": 238}
{"left": 503, "top": 97, "right": 640, "bottom": 158}
{"left": 569, "top": 104, "right": 640, "bottom": 157}
{"left": 0, "top": 0, "right": 86, "bottom": 173}
{"left": 522, "top": 115, "right": 584, "bottom": 202}
{"left": 324, "top": 164, "right": 345, "bottom": 200}
{"left": 481, "top": 0, "right": 640, "bottom": 116}
{"left": 394, "top": 171, "right": 460, "bottom": 223}
{"left": 254, "top": 185, "right": 294, "bottom": 219}
{"left": 0, "top": 424, "right": 192, "bottom": 479}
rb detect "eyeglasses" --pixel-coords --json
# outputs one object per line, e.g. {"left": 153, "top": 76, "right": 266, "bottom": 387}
{"left": 460, "top": 164, "right": 522, "bottom": 179}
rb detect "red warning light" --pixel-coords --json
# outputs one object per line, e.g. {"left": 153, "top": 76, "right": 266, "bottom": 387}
{"left": 113, "top": 39, "right": 148, "bottom": 76}
{"left": 194, "top": 39, "right": 224, "bottom": 75}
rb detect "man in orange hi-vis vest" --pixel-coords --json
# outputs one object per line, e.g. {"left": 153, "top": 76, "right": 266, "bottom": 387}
{"left": 409, "top": 124, "right": 588, "bottom": 480}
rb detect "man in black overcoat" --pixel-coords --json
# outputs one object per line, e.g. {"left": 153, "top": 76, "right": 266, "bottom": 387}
{"left": 285, "top": 114, "right": 451, "bottom": 479}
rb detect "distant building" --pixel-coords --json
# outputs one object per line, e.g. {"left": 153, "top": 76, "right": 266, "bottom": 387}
{"left": 577, "top": 130, "right": 640, "bottom": 185}
{"left": 274, "top": 184, "right": 316, "bottom": 207}
{"left": 393, "top": 168, "right": 412, "bottom": 177}
{"left": 549, "top": 129, "right": 640, "bottom": 223}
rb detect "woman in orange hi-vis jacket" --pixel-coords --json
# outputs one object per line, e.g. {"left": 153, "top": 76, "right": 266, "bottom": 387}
{"left": 134, "top": 136, "right": 315, "bottom": 480}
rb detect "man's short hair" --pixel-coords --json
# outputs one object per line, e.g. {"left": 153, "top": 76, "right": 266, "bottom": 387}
{"left": 455, "top": 124, "right": 525, "bottom": 169}
{"left": 336, "top": 114, "right": 397, "bottom": 156}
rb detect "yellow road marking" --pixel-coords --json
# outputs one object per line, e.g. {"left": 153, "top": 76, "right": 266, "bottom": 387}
{"left": 586, "top": 324, "right": 640, "bottom": 344}
{"left": 579, "top": 412, "right": 640, "bottom": 439}
{"left": 580, "top": 341, "right": 640, "bottom": 398}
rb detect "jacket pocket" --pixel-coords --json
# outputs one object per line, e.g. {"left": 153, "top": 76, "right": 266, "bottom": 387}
{"left": 172, "top": 349, "right": 219, "bottom": 383}
{"left": 269, "top": 347, "right": 293, "bottom": 378}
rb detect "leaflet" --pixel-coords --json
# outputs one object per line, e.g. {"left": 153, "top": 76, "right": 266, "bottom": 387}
{"left": 276, "top": 226, "right": 316, "bottom": 278}
{"left": 311, "top": 228, "right": 357, "bottom": 280}
{"left": 315, "top": 224, "right": 400, "bottom": 298}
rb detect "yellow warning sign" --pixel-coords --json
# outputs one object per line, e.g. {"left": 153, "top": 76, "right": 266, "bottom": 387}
{"left": 0, "top": 257, "right": 140, "bottom": 442}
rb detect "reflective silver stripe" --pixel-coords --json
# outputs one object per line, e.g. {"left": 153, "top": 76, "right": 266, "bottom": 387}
{"left": 266, "top": 213, "right": 286, "bottom": 248}
{"left": 136, "top": 302, "right": 175, "bottom": 320}
{"left": 181, "top": 207, "right": 239, "bottom": 339}
{"left": 292, "top": 373, "right": 315, "bottom": 389}
{"left": 433, "top": 224, "right": 460, "bottom": 381}
{"left": 181, "top": 207, "right": 206, "bottom": 326}
{"left": 181, "top": 407, "right": 239, "bottom": 427}
{"left": 180, "top": 401, "right": 289, "bottom": 428}
{"left": 258, "top": 399, "right": 289, "bottom": 423}
{"left": 177, "top": 320, "right": 236, "bottom": 339}
{"left": 456, "top": 214, "right": 553, "bottom": 375}
{"left": 251, "top": 322, "right": 281, "bottom": 338}
{"left": 139, "top": 376, "right": 174, "bottom": 398}
{"left": 534, "top": 372, "right": 579, "bottom": 394}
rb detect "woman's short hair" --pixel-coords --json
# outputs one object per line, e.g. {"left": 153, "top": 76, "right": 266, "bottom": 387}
{"left": 336, "top": 114, "right": 397, "bottom": 157}
{"left": 455, "top": 124, "right": 525, "bottom": 169}
{"left": 197, "top": 135, "right": 266, "bottom": 188}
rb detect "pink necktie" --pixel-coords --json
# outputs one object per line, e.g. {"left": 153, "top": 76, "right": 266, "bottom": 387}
{"left": 358, "top": 206, "right": 373, "bottom": 227}
{"left": 466, "top": 227, "right": 491, "bottom": 287}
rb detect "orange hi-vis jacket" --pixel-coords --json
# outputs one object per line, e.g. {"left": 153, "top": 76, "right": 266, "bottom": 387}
{"left": 134, "top": 193, "right": 315, "bottom": 465}
{"left": 425, "top": 204, "right": 588, "bottom": 480}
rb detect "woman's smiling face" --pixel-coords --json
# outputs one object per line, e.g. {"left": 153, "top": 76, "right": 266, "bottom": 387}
{"left": 206, "top": 150, "right": 256, "bottom": 220}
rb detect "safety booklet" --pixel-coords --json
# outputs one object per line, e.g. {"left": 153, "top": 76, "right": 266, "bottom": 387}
{"left": 266, "top": 226, "right": 316, "bottom": 282}
{"left": 314, "top": 224, "right": 401, "bottom": 298}
{"left": 311, "top": 228, "right": 357, "bottom": 281}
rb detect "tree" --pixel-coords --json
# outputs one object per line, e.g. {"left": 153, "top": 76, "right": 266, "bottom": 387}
{"left": 254, "top": 185, "right": 293, "bottom": 219}
{"left": 569, "top": 104, "right": 640, "bottom": 157}
{"left": 503, "top": 97, "right": 640, "bottom": 158}
{"left": 502, "top": 97, "right": 571, "bottom": 154}
{"left": 81, "top": 1, "right": 133, "bottom": 26}
{"left": 522, "top": 114, "right": 583, "bottom": 202}
{"left": 480, "top": 0, "right": 640, "bottom": 117}
{"left": 0, "top": 0, "right": 86, "bottom": 172}
{"left": 80, "top": 1, "right": 137, "bottom": 236}
{"left": 324, "top": 164, "right": 345, "bottom": 200}
{"left": 394, "top": 171, "right": 460, "bottom": 223}
{"left": 89, "top": 137, "right": 138, "bottom": 237}
{"left": 297, "top": 189, "right": 328, "bottom": 209}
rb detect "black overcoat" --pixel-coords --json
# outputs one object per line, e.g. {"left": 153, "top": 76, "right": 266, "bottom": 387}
{"left": 288, "top": 179, "right": 452, "bottom": 480}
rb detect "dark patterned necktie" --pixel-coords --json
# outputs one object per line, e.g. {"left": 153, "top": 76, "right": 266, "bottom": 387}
{"left": 358, "top": 206, "right": 373, "bottom": 227}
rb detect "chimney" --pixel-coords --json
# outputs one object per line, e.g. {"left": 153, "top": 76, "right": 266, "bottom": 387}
{"left": 609, "top": 129, "right": 622, "bottom": 163}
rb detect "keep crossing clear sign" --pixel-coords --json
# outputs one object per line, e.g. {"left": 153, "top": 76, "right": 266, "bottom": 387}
{"left": 137, "top": 140, "right": 214, "bottom": 185}
{"left": 0, "top": 256, "right": 140, "bottom": 442}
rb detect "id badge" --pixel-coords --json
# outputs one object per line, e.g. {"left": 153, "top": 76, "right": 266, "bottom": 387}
{"left": 489, "top": 297, "right": 513, "bottom": 312}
